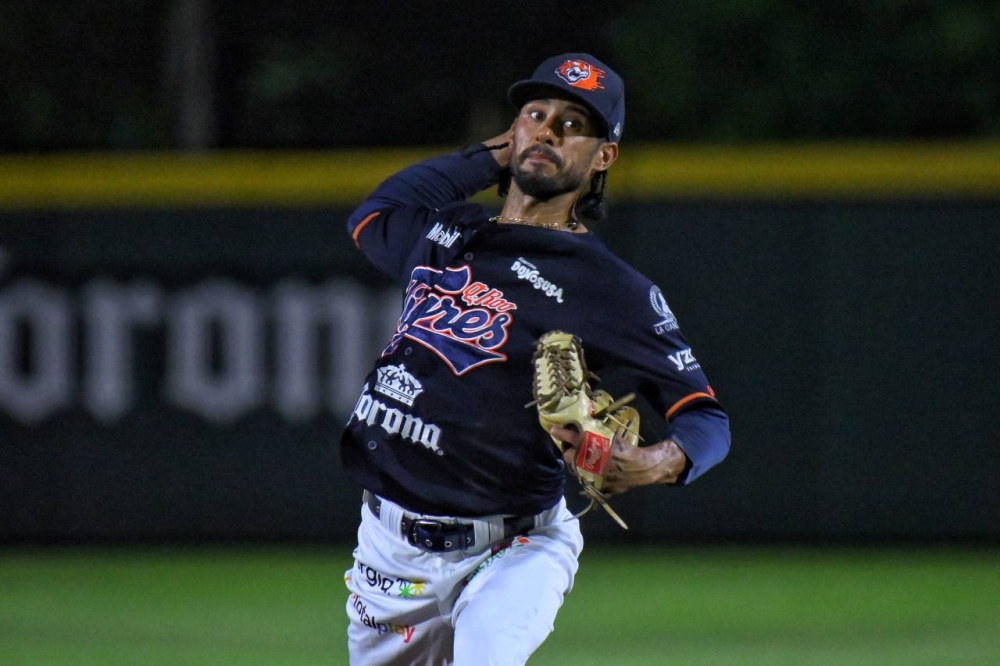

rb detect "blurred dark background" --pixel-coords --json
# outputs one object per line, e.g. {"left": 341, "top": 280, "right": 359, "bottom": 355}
{"left": 1, "top": 0, "right": 998, "bottom": 545}
{"left": 3, "top": 0, "right": 999, "bottom": 151}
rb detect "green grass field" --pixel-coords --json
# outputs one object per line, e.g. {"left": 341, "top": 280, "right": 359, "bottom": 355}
{"left": 1, "top": 545, "right": 998, "bottom": 665}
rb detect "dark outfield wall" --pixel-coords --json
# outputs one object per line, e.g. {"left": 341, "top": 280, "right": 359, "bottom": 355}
{"left": 1, "top": 202, "right": 997, "bottom": 543}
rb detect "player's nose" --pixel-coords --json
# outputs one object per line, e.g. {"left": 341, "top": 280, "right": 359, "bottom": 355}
{"left": 534, "top": 118, "right": 560, "bottom": 144}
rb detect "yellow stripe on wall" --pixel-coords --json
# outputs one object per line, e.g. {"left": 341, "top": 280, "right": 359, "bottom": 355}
{"left": 0, "top": 149, "right": 435, "bottom": 210}
{"left": 617, "top": 142, "right": 1000, "bottom": 199}
{"left": 1, "top": 142, "right": 998, "bottom": 209}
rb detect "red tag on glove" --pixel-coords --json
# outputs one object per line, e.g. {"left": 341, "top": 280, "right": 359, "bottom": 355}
{"left": 575, "top": 431, "right": 612, "bottom": 478}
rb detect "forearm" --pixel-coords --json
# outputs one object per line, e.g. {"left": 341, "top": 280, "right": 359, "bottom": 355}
{"left": 601, "top": 407, "right": 728, "bottom": 493}
{"left": 652, "top": 438, "right": 690, "bottom": 484}
{"left": 356, "top": 147, "right": 502, "bottom": 214}
{"left": 345, "top": 145, "right": 506, "bottom": 259}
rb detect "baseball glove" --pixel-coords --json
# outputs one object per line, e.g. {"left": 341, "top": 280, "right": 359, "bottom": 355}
{"left": 527, "top": 331, "right": 641, "bottom": 529}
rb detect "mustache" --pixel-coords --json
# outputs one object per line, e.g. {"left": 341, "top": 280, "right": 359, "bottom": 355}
{"left": 518, "top": 145, "right": 562, "bottom": 168}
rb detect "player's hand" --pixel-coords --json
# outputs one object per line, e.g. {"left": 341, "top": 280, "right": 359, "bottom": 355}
{"left": 483, "top": 123, "right": 514, "bottom": 169}
{"left": 602, "top": 438, "right": 688, "bottom": 493}
{"left": 550, "top": 427, "right": 689, "bottom": 494}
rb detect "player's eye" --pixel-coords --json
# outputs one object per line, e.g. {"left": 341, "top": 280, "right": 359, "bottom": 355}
{"left": 528, "top": 109, "right": 545, "bottom": 122}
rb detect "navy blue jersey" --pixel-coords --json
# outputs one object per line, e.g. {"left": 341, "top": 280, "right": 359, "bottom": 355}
{"left": 341, "top": 148, "right": 729, "bottom": 517}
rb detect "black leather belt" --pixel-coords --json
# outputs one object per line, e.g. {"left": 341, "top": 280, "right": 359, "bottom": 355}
{"left": 364, "top": 491, "right": 535, "bottom": 553}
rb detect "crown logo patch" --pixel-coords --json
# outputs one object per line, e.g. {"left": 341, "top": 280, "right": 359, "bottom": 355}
{"left": 374, "top": 364, "right": 424, "bottom": 406}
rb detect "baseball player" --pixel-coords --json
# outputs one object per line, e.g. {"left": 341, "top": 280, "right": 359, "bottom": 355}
{"left": 341, "top": 53, "right": 730, "bottom": 665}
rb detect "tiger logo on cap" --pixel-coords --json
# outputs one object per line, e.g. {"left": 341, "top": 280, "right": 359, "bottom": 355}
{"left": 555, "top": 59, "right": 605, "bottom": 91}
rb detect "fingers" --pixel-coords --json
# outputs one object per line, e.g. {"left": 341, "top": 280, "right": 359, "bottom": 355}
{"left": 601, "top": 442, "right": 642, "bottom": 494}
{"left": 562, "top": 447, "right": 577, "bottom": 475}
{"left": 611, "top": 433, "right": 633, "bottom": 454}
{"left": 549, "top": 425, "right": 581, "bottom": 447}
{"left": 601, "top": 455, "right": 626, "bottom": 494}
{"left": 549, "top": 426, "right": 580, "bottom": 474}
{"left": 484, "top": 125, "right": 513, "bottom": 146}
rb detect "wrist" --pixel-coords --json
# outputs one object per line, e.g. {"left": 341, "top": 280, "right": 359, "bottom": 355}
{"left": 656, "top": 439, "right": 689, "bottom": 485}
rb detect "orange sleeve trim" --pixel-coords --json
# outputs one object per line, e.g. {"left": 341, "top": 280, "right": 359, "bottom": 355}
{"left": 351, "top": 211, "right": 380, "bottom": 248}
{"left": 665, "top": 392, "right": 716, "bottom": 420}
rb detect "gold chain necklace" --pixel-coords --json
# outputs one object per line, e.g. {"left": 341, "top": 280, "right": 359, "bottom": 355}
{"left": 489, "top": 215, "right": 578, "bottom": 231}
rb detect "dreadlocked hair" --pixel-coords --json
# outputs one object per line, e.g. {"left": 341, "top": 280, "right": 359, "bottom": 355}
{"left": 575, "top": 170, "right": 608, "bottom": 223}
{"left": 461, "top": 141, "right": 608, "bottom": 222}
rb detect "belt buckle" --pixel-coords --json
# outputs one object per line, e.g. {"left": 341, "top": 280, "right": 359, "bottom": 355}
{"left": 408, "top": 518, "right": 468, "bottom": 552}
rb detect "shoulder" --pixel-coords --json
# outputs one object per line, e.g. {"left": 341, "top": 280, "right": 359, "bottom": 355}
{"left": 584, "top": 238, "right": 659, "bottom": 299}
{"left": 577, "top": 239, "right": 686, "bottom": 333}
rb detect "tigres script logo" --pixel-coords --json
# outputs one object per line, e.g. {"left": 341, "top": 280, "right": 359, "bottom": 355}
{"left": 385, "top": 265, "right": 516, "bottom": 375}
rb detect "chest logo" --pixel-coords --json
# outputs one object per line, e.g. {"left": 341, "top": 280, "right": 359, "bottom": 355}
{"left": 426, "top": 222, "right": 462, "bottom": 248}
{"left": 374, "top": 364, "right": 423, "bottom": 406}
{"left": 385, "top": 265, "right": 516, "bottom": 375}
{"left": 511, "top": 258, "right": 565, "bottom": 303}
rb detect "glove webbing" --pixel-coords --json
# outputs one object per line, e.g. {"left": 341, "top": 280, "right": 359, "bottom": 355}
{"left": 527, "top": 331, "right": 641, "bottom": 530}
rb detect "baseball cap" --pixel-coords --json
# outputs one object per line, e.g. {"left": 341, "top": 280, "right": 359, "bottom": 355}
{"left": 508, "top": 53, "right": 625, "bottom": 142}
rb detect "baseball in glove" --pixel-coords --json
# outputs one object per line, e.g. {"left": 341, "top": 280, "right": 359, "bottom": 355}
{"left": 526, "top": 331, "right": 641, "bottom": 529}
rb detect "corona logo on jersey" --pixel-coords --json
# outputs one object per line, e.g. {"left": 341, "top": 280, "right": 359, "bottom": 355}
{"left": 555, "top": 59, "right": 605, "bottom": 91}
{"left": 350, "top": 389, "right": 443, "bottom": 454}
{"left": 374, "top": 364, "right": 423, "bottom": 406}
{"left": 384, "top": 265, "right": 516, "bottom": 375}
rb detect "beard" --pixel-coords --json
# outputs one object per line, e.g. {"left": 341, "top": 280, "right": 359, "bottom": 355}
{"left": 510, "top": 146, "right": 587, "bottom": 200}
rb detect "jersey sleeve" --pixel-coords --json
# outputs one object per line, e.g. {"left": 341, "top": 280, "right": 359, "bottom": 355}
{"left": 346, "top": 148, "right": 503, "bottom": 281}
{"left": 665, "top": 406, "right": 730, "bottom": 484}
{"left": 591, "top": 270, "right": 729, "bottom": 482}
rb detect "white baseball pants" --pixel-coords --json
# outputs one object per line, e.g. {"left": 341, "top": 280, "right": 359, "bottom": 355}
{"left": 344, "top": 494, "right": 583, "bottom": 665}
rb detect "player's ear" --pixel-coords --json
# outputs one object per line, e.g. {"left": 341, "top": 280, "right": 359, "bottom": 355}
{"left": 594, "top": 141, "right": 618, "bottom": 172}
